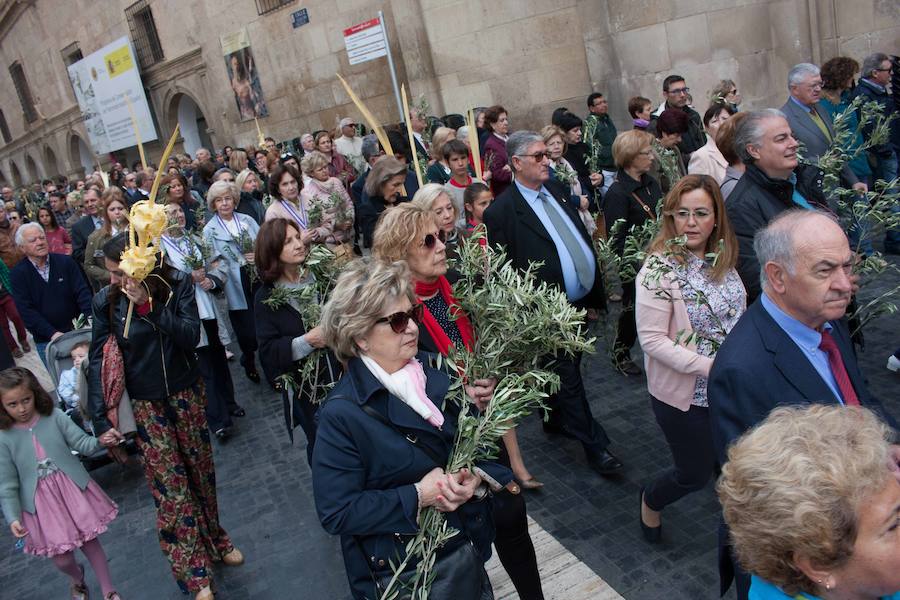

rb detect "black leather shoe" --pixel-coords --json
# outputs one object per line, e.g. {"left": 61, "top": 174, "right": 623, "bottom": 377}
{"left": 230, "top": 406, "right": 246, "bottom": 417}
{"left": 639, "top": 487, "right": 662, "bottom": 543}
{"left": 587, "top": 449, "right": 624, "bottom": 475}
{"left": 245, "top": 369, "right": 261, "bottom": 384}
{"left": 214, "top": 428, "right": 231, "bottom": 442}
{"left": 542, "top": 421, "right": 576, "bottom": 439}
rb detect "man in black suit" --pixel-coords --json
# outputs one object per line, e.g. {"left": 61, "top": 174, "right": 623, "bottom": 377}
{"left": 708, "top": 208, "right": 898, "bottom": 599}
{"left": 483, "top": 130, "right": 622, "bottom": 476}
{"left": 70, "top": 185, "right": 102, "bottom": 267}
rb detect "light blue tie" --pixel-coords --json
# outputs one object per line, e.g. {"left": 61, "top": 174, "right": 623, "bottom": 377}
{"left": 538, "top": 191, "right": 593, "bottom": 288}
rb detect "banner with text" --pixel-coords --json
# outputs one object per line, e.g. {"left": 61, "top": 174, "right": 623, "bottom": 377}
{"left": 66, "top": 36, "right": 158, "bottom": 154}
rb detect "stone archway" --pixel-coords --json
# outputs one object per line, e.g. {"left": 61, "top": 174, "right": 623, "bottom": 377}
{"left": 43, "top": 145, "right": 61, "bottom": 178}
{"left": 9, "top": 161, "right": 22, "bottom": 187}
{"left": 68, "top": 133, "right": 93, "bottom": 177}
{"left": 169, "top": 92, "right": 213, "bottom": 157}
{"left": 24, "top": 153, "right": 40, "bottom": 183}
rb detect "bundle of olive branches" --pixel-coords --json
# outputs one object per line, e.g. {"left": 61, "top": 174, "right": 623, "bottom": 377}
{"left": 266, "top": 244, "right": 342, "bottom": 404}
{"left": 379, "top": 231, "right": 594, "bottom": 599}
{"left": 582, "top": 115, "right": 604, "bottom": 174}
{"left": 811, "top": 98, "right": 900, "bottom": 335}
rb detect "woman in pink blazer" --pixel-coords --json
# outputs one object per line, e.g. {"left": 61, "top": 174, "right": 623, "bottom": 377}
{"left": 635, "top": 174, "right": 746, "bottom": 543}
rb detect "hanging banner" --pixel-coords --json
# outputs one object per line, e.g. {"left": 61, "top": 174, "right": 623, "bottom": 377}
{"left": 221, "top": 28, "right": 269, "bottom": 122}
{"left": 66, "top": 36, "right": 158, "bottom": 154}
{"left": 343, "top": 17, "right": 388, "bottom": 65}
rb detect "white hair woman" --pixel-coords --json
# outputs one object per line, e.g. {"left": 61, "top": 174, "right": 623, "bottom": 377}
{"left": 202, "top": 180, "right": 262, "bottom": 383}
{"left": 718, "top": 404, "right": 900, "bottom": 600}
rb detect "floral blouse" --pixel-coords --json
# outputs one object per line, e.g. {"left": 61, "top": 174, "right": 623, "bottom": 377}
{"left": 668, "top": 252, "right": 746, "bottom": 406}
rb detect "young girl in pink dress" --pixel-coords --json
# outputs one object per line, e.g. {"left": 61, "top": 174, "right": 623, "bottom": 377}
{"left": 0, "top": 367, "right": 123, "bottom": 600}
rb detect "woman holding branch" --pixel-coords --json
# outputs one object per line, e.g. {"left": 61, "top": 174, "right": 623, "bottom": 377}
{"left": 254, "top": 218, "right": 339, "bottom": 465}
{"left": 299, "top": 151, "right": 355, "bottom": 250}
{"left": 312, "top": 259, "right": 513, "bottom": 600}
{"left": 203, "top": 180, "right": 261, "bottom": 384}
{"left": 87, "top": 233, "right": 242, "bottom": 600}
{"left": 372, "top": 204, "right": 545, "bottom": 600}
{"left": 635, "top": 175, "right": 745, "bottom": 543}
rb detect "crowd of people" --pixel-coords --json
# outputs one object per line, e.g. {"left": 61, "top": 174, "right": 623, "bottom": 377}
{"left": 0, "top": 49, "right": 898, "bottom": 600}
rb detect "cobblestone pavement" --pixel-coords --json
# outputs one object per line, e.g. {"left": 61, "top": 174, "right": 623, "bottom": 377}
{"left": 1, "top": 255, "right": 897, "bottom": 599}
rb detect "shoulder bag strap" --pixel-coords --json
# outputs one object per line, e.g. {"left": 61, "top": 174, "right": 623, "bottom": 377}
{"left": 358, "top": 403, "right": 445, "bottom": 467}
{"left": 630, "top": 191, "right": 655, "bottom": 219}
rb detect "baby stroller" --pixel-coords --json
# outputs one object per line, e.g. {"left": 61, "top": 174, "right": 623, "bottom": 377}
{"left": 44, "top": 328, "right": 137, "bottom": 470}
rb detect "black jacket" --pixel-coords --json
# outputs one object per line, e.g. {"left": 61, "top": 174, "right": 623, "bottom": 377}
{"left": 70, "top": 215, "right": 98, "bottom": 267}
{"left": 236, "top": 190, "right": 265, "bottom": 225}
{"left": 851, "top": 78, "right": 899, "bottom": 156}
{"left": 483, "top": 179, "right": 606, "bottom": 310}
{"left": 356, "top": 194, "right": 410, "bottom": 249}
{"left": 602, "top": 170, "right": 663, "bottom": 256}
{"left": 726, "top": 163, "right": 827, "bottom": 302}
{"left": 87, "top": 271, "right": 201, "bottom": 435}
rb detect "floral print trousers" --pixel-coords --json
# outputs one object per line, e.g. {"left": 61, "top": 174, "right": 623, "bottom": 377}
{"left": 132, "top": 381, "right": 234, "bottom": 594}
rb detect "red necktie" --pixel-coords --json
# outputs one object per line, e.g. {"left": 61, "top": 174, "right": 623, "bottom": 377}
{"left": 818, "top": 330, "right": 859, "bottom": 406}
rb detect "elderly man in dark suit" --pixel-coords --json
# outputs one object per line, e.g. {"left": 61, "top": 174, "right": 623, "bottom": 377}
{"left": 708, "top": 208, "right": 899, "bottom": 600}
{"left": 781, "top": 62, "right": 868, "bottom": 195}
{"left": 483, "top": 130, "right": 622, "bottom": 476}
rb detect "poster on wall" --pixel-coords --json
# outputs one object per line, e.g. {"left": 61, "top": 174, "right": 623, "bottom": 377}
{"left": 221, "top": 28, "right": 269, "bottom": 121}
{"left": 66, "top": 36, "right": 158, "bottom": 154}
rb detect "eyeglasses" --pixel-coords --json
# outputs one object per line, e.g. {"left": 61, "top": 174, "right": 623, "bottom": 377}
{"left": 874, "top": 67, "right": 892, "bottom": 73}
{"left": 637, "top": 149, "right": 654, "bottom": 156}
{"left": 517, "top": 152, "right": 551, "bottom": 162}
{"left": 668, "top": 87, "right": 690, "bottom": 95}
{"left": 422, "top": 230, "right": 446, "bottom": 249}
{"left": 669, "top": 208, "right": 714, "bottom": 220}
{"left": 374, "top": 304, "right": 424, "bottom": 334}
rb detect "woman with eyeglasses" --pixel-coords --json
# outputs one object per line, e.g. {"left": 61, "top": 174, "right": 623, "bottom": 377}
{"left": 634, "top": 175, "right": 745, "bottom": 543}
{"left": 604, "top": 129, "right": 663, "bottom": 376}
{"left": 313, "top": 131, "right": 356, "bottom": 192}
{"left": 299, "top": 151, "right": 355, "bottom": 250}
{"left": 313, "top": 258, "right": 514, "bottom": 600}
{"left": 203, "top": 180, "right": 262, "bottom": 384}
{"left": 253, "top": 218, "right": 339, "bottom": 464}
{"left": 371, "top": 203, "right": 546, "bottom": 600}
{"left": 38, "top": 207, "right": 71, "bottom": 255}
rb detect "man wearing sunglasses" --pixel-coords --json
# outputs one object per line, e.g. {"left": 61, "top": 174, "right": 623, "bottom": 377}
{"left": 483, "top": 130, "right": 623, "bottom": 476}
{"left": 648, "top": 74, "right": 705, "bottom": 157}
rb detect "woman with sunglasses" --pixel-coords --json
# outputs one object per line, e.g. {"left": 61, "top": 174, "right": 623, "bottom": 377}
{"left": 635, "top": 175, "right": 745, "bottom": 543}
{"left": 372, "top": 203, "right": 545, "bottom": 600}
{"left": 313, "top": 258, "right": 514, "bottom": 600}
{"left": 253, "top": 218, "right": 339, "bottom": 465}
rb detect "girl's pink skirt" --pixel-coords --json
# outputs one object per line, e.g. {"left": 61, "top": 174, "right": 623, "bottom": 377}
{"left": 20, "top": 471, "right": 117, "bottom": 557}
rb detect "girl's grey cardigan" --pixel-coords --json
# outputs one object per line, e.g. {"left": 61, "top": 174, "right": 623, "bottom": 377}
{"left": 0, "top": 408, "right": 101, "bottom": 523}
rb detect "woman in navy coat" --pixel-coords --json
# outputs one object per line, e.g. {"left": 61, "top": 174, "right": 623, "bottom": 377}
{"left": 313, "top": 258, "right": 512, "bottom": 600}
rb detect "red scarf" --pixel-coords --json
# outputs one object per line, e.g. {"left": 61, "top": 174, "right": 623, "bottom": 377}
{"left": 414, "top": 276, "right": 474, "bottom": 356}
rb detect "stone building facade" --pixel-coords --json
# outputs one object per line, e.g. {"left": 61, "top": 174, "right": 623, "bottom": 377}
{"left": 0, "top": 0, "right": 897, "bottom": 185}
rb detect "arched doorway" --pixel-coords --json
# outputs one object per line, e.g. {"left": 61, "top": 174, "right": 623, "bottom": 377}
{"left": 171, "top": 93, "right": 213, "bottom": 157}
{"left": 44, "top": 145, "right": 61, "bottom": 177}
{"left": 9, "top": 161, "right": 22, "bottom": 187}
{"left": 68, "top": 133, "right": 94, "bottom": 177}
{"left": 24, "top": 153, "right": 39, "bottom": 183}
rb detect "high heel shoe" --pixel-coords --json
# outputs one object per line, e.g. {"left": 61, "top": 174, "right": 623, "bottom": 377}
{"left": 516, "top": 476, "right": 544, "bottom": 490}
{"left": 639, "top": 487, "right": 662, "bottom": 543}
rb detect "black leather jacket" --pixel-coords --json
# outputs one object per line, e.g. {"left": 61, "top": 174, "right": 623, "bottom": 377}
{"left": 87, "top": 271, "right": 200, "bottom": 435}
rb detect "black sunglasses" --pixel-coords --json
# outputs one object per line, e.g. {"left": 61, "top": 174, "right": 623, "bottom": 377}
{"left": 423, "top": 230, "right": 446, "bottom": 249}
{"left": 375, "top": 304, "right": 424, "bottom": 334}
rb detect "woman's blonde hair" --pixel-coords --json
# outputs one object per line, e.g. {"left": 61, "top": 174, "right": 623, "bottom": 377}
{"left": 429, "top": 127, "right": 455, "bottom": 162}
{"left": 321, "top": 258, "right": 417, "bottom": 362}
{"left": 645, "top": 174, "right": 738, "bottom": 281}
{"left": 411, "top": 183, "right": 455, "bottom": 222}
{"left": 612, "top": 129, "right": 655, "bottom": 169}
{"left": 372, "top": 203, "right": 437, "bottom": 263}
{"left": 540, "top": 125, "right": 566, "bottom": 155}
{"left": 235, "top": 168, "right": 256, "bottom": 192}
{"left": 717, "top": 404, "right": 893, "bottom": 597}
{"left": 300, "top": 151, "right": 330, "bottom": 176}
{"left": 228, "top": 150, "right": 248, "bottom": 173}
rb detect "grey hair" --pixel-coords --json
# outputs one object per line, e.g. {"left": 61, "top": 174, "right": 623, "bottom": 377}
{"left": 361, "top": 134, "right": 380, "bottom": 162}
{"left": 15, "top": 222, "right": 44, "bottom": 246}
{"left": 457, "top": 125, "right": 470, "bottom": 140}
{"left": 411, "top": 183, "right": 456, "bottom": 222}
{"left": 754, "top": 209, "right": 838, "bottom": 290}
{"left": 861, "top": 52, "right": 890, "bottom": 80}
{"left": 506, "top": 130, "right": 544, "bottom": 171}
{"left": 733, "top": 109, "right": 788, "bottom": 164}
{"left": 320, "top": 258, "right": 416, "bottom": 362}
{"left": 787, "top": 63, "right": 820, "bottom": 88}
{"left": 206, "top": 180, "right": 240, "bottom": 212}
